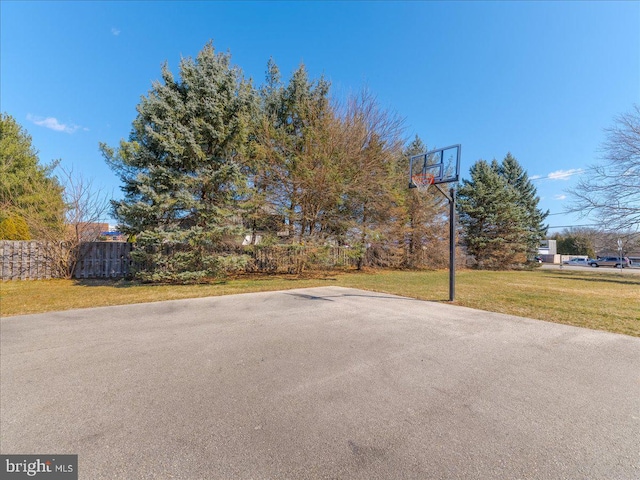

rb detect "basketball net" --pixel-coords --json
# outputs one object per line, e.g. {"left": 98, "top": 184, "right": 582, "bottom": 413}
{"left": 411, "top": 173, "right": 435, "bottom": 192}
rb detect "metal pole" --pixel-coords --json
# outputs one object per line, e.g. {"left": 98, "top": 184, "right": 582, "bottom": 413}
{"left": 449, "top": 187, "right": 455, "bottom": 302}
{"left": 618, "top": 238, "right": 623, "bottom": 274}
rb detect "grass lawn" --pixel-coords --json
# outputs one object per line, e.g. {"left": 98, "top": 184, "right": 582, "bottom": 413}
{"left": 1, "top": 269, "right": 638, "bottom": 337}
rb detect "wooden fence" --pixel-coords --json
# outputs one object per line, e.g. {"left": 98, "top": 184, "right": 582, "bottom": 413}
{"left": 0, "top": 241, "right": 57, "bottom": 280}
{"left": 248, "top": 246, "right": 359, "bottom": 273}
{"left": 1, "top": 241, "right": 361, "bottom": 280}
{"left": 74, "top": 242, "right": 133, "bottom": 279}
{"left": 1, "top": 241, "right": 133, "bottom": 281}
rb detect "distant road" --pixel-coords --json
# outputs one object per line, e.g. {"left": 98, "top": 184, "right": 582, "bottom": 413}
{"left": 540, "top": 263, "right": 640, "bottom": 275}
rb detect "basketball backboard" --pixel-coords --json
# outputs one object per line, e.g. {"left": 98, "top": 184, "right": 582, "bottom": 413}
{"left": 409, "top": 144, "right": 461, "bottom": 189}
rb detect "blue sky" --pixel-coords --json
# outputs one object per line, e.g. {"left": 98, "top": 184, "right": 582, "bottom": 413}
{"left": 2, "top": 1, "right": 639, "bottom": 230}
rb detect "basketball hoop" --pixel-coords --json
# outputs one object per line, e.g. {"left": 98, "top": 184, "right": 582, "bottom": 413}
{"left": 411, "top": 173, "right": 435, "bottom": 191}
{"left": 408, "top": 144, "right": 462, "bottom": 302}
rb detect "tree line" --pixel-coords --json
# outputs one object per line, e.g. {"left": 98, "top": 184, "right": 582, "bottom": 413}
{"left": 552, "top": 227, "right": 640, "bottom": 259}
{"left": 99, "top": 43, "right": 454, "bottom": 281}
{"left": 4, "top": 42, "right": 636, "bottom": 282}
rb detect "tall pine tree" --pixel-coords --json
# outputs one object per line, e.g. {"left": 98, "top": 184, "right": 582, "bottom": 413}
{"left": 101, "top": 42, "right": 256, "bottom": 282}
{"left": 251, "top": 61, "right": 334, "bottom": 242}
{"left": 0, "top": 114, "right": 65, "bottom": 240}
{"left": 499, "top": 152, "right": 548, "bottom": 258}
{"left": 457, "top": 159, "right": 531, "bottom": 269}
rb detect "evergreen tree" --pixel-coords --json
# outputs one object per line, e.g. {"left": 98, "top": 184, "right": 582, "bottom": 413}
{"left": 101, "top": 43, "right": 256, "bottom": 282}
{"left": 499, "top": 153, "right": 548, "bottom": 257}
{"left": 252, "top": 61, "right": 335, "bottom": 242}
{"left": 457, "top": 159, "right": 530, "bottom": 269}
{"left": 252, "top": 66, "right": 406, "bottom": 268}
{"left": 0, "top": 216, "right": 31, "bottom": 240}
{"left": 0, "top": 113, "right": 65, "bottom": 239}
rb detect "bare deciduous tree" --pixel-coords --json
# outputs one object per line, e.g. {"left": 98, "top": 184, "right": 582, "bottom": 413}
{"left": 55, "top": 166, "right": 111, "bottom": 277}
{"left": 58, "top": 166, "right": 111, "bottom": 243}
{"left": 16, "top": 166, "right": 112, "bottom": 278}
{"left": 568, "top": 105, "right": 640, "bottom": 232}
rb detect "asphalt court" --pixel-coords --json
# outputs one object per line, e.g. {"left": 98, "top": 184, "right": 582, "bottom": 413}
{"left": 1, "top": 286, "right": 639, "bottom": 479}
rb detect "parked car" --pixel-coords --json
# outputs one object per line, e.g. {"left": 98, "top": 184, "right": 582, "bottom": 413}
{"left": 563, "top": 258, "right": 591, "bottom": 266}
{"left": 589, "top": 256, "right": 630, "bottom": 268}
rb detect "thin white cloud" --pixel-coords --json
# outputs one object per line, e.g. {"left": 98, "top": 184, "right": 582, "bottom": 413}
{"left": 27, "top": 114, "right": 84, "bottom": 134}
{"left": 111, "top": 27, "right": 121, "bottom": 36}
{"left": 547, "top": 168, "right": 584, "bottom": 180}
{"left": 529, "top": 174, "right": 542, "bottom": 180}
{"left": 554, "top": 194, "right": 567, "bottom": 201}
